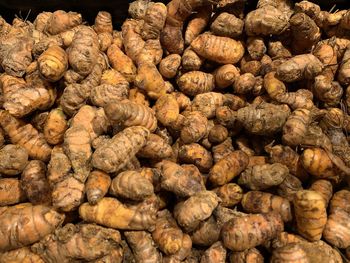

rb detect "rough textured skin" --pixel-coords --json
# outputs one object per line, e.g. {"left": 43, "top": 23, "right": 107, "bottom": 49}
{"left": 138, "top": 134, "right": 173, "bottom": 159}
{"left": 181, "top": 48, "right": 204, "bottom": 71}
{"left": 0, "top": 204, "right": 64, "bottom": 252}
{"left": 185, "top": 5, "right": 212, "bottom": 45}
{"left": 214, "top": 64, "right": 240, "bottom": 89}
{"left": 38, "top": 45, "right": 68, "bottom": 82}
{"left": 174, "top": 191, "right": 219, "bottom": 232}
{"left": 323, "top": 210, "right": 350, "bottom": 248}
{"left": 245, "top": 5, "right": 289, "bottom": 36}
{"left": 124, "top": 231, "right": 162, "bottom": 263}
{"left": 276, "top": 54, "right": 323, "bottom": 82}
{"left": 213, "top": 183, "right": 243, "bottom": 207}
{"left": 134, "top": 62, "right": 168, "bottom": 99}
{"left": 157, "top": 160, "right": 205, "bottom": 197}
{"left": 293, "top": 190, "right": 327, "bottom": 241}
{"left": 178, "top": 143, "right": 213, "bottom": 173}
{"left": 191, "top": 34, "right": 244, "bottom": 64}
{"left": 229, "top": 248, "right": 264, "bottom": 263}
{"left": 110, "top": 170, "right": 154, "bottom": 201}
{"left": 90, "top": 83, "right": 129, "bottom": 108}
{"left": 180, "top": 111, "right": 208, "bottom": 144}
{"left": 0, "top": 247, "right": 44, "bottom": 263}
{"left": 177, "top": 71, "right": 215, "bottom": 97}
{"left": 200, "top": 242, "right": 226, "bottom": 263}
{"left": 44, "top": 108, "right": 68, "bottom": 145}
{"left": 85, "top": 170, "right": 111, "bottom": 205}
{"left": 107, "top": 44, "right": 136, "bottom": 82}
{"left": 0, "top": 178, "right": 26, "bottom": 206}
{"left": 104, "top": 100, "right": 157, "bottom": 132}
{"left": 209, "top": 150, "right": 249, "bottom": 186}
{"left": 21, "top": 160, "right": 51, "bottom": 205}
{"left": 191, "top": 92, "right": 227, "bottom": 119}
{"left": 44, "top": 10, "right": 82, "bottom": 35}
{"left": 141, "top": 3, "right": 167, "bottom": 40}
{"left": 79, "top": 196, "right": 158, "bottom": 230}
{"left": 152, "top": 210, "right": 184, "bottom": 255}
{"left": 191, "top": 216, "right": 220, "bottom": 247}
{"left": 92, "top": 126, "right": 149, "bottom": 173}
{"left": 0, "top": 144, "right": 28, "bottom": 176}
{"left": 94, "top": 11, "right": 113, "bottom": 34}
{"left": 211, "top": 12, "right": 244, "bottom": 38}
{"left": 238, "top": 163, "right": 289, "bottom": 190}
{"left": 159, "top": 54, "right": 182, "bottom": 79}
{"left": 271, "top": 243, "right": 308, "bottom": 263}
{"left": 338, "top": 45, "right": 350, "bottom": 86}
{"left": 155, "top": 94, "right": 180, "bottom": 127}
{"left": 32, "top": 224, "right": 121, "bottom": 263}
{"left": 242, "top": 191, "right": 292, "bottom": 222}
{"left": 0, "top": 111, "right": 52, "bottom": 162}
{"left": 309, "top": 180, "right": 333, "bottom": 206}
{"left": 221, "top": 213, "right": 284, "bottom": 251}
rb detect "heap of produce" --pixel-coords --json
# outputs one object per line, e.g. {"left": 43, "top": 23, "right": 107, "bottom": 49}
{"left": 1, "top": 0, "right": 350, "bottom": 262}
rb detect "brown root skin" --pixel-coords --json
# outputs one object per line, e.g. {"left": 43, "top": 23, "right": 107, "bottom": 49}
{"left": 85, "top": 170, "right": 111, "bottom": 205}
{"left": 44, "top": 108, "right": 68, "bottom": 145}
{"left": 157, "top": 160, "right": 205, "bottom": 197}
{"left": 104, "top": 100, "right": 157, "bottom": 132}
{"left": 134, "top": 62, "right": 168, "bottom": 99}
{"left": 21, "top": 160, "right": 51, "bottom": 205}
{"left": 323, "top": 209, "right": 350, "bottom": 248}
{"left": 180, "top": 111, "right": 208, "bottom": 144}
{"left": 185, "top": 5, "right": 212, "bottom": 45}
{"left": 191, "top": 92, "right": 227, "bottom": 119}
{"left": 212, "top": 138, "right": 235, "bottom": 163}
{"left": 276, "top": 54, "right": 323, "bottom": 82}
{"left": 92, "top": 126, "right": 150, "bottom": 173}
{"left": 0, "top": 110, "right": 52, "bottom": 162}
{"left": 137, "top": 134, "right": 173, "bottom": 159}
{"left": 159, "top": 54, "right": 182, "bottom": 79}
{"left": 245, "top": 5, "right": 289, "bottom": 36}
{"left": 0, "top": 178, "right": 26, "bottom": 206}
{"left": 44, "top": 10, "right": 82, "bottom": 35}
{"left": 174, "top": 191, "right": 219, "bottom": 232}
{"left": 141, "top": 2, "right": 167, "bottom": 40}
{"left": 152, "top": 210, "right": 184, "bottom": 255}
{"left": 0, "top": 204, "right": 64, "bottom": 252}
{"left": 178, "top": 143, "right": 213, "bottom": 173}
{"left": 109, "top": 170, "right": 154, "bottom": 201}
{"left": 330, "top": 190, "right": 350, "bottom": 214}
{"left": 293, "top": 190, "right": 327, "bottom": 241}
{"left": 32, "top": 223, "right": 121, "bottom": 263}
{"left": 38, "top": 45, "right": 68, "bottom": 82}
{"left": 229, "top": 248, "right": 264, "bottom": 263}
{"left": 79, "top": 196, "right": 158, "bottom": 230}
{"left": 309, "top": 179, "right": 333, "bottom": 206}
{"left": 242, "top": 191, "right": 292, "bottom": 222}
{"left": 191, "top": 216, "right": 220, "bottom": 247}
{"left": 177, "top": 71, "right": 215, "bottom": 97}
{"left": 214, "top": 64, "right": 240, "bottom": 89}
{"left": 221, "top": 213, "right": 284, "bottom": 251}
{"left": 155, "top": 94, "right": 180, "bottom": 127}
{"left": 209, "top": 150, "right": 249, "bottom": 186}
{"left": 125, "top": 231, "right": 162, "bottom": 263}
{"left": 94, "top": 11, "right": 113, "bottom": 34}
{"left": 0, "top": 144, "right": 28, "bottom": 176}
{"left": 271, "top": 243, "right": 308, "bottom": 263}
{"left": 213, "top": 183, "right": 243, "bottom": 207}
{"left": 200, "top": 241, "right": 227, "bottom": 263}
{"left": 181, "top": 48, "right": 204, "bottom": 72}
{"left": 211, "top": 12, "right": 244, "bottom": 38}
{"left": 191, "top": 34, "right": 244, "bottom": 64}
{"left": 107, "top": 44, "right": 136, "bottom": 82}
{"left": 238, "top": 163, "right": 289, "bottom": 190}
{"left": 0, "top": 247, "right": 45, "bottom": 263}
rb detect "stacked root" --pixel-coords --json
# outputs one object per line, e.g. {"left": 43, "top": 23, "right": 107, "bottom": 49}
{"left": 1, "top": 0, "right": 350, "bottom": 262}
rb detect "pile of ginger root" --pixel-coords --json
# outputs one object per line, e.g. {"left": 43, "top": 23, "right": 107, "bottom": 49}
{"left": 3, "top": 0, "right": 350, "bottom": 262}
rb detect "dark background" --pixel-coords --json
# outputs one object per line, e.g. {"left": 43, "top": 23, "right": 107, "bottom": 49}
{"left": 0, "top": 0, "right": 348, "bottom": 29}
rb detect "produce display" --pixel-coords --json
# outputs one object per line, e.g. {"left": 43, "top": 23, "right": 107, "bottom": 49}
{"left": 1, "top": 0, "right": 350, "bottom": 262}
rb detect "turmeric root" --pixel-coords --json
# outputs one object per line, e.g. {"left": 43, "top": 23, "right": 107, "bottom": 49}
{"left": 242, "top": 191, "right": 292, "bottom": 222}
{"left": 85, "top": 170, "right": 111, "bottom": 205}
{"left": 238, "top": 163, "right": 289, "bottom": 190}
{"left": 159, "top": 54, "right": 182, "bottom": 79}
{"left": 177, "top": 71, "right": 215, "bottom": 97}
{"left": 157, "top": 160, "right": 205, "bottom": 197}
{"left": 104, "top": 100, "right": 157, "bottom": 132}
{"left": 44, "top": 10, "right": 82, "bottom": 35}
{"left": 21, "top": 160, "right": 51, "bottom": 205}
{"left": 0, "top": 144, "right": 28, "bottom": 176}
{"left": 212, "top": 138, "right": 235, "bottom": 163}
{"left": 0, "top": 178, "right": 26, "bottom": 206}
{"left": 0, "top": 247, "right": 44, "bottom": 263}
{"left": 293, "top": 190, "right": 327, "bottom": 241}
{"left": 323, "top": 209, "right": 350, "bottom": 249}
{"left": 213, "top": 183, "right": 243, "bottom": 207}
{"left": 152, "top": 209, "right": 184, "bottom": 255}
{"left": 178, "top": 143, "right": 213, "bottom": 172}
{"left": 191, "top": 34, "right": 244, "bottom": 64}
{"left": 221, "top": 212, "right": 284, "bottom": 251}
{"left": 124, "top": 231, "right": 162, "bottom": 263}
{"left": 92, "top": 126, "right": 149, "bottom": 173}
{"left": 141, "top": 2, "right": 167, "bottom": 40}
{"left": 209, "top": 150, "right": 249, "bottom": 186}
{"left": 229, "top": 248, "right": 264, "bottom": 263}
{"left": 32, "top": 223, "right": 121, "bottom": 263}
{"left": 154, "top": 94, "right": 180, "bottom": 127}
{"left": 44, "top": 108, "right": 68, "bottom": 145}
{"left": 94, "top": 11, "right": 113, "bottom": 34}
{"left": 137, "top": 133, "right": 173, "bottom": 159}
{"left": 213, "top": 64, "right": 240, "bottom": 89}
{"left": 0, "top": 204, "right": 64, "bottom": 251}
{"left": 174, "top": 191, "right": 219, "bottom": 232}
{"left": 180, "top": 111, "right": 208, "bottom": 144}
{"left": 200, "top": 242, "right": 227, "bottom": 263}
{"left": 38, "top": 45, "right": 68, "bottom": 82}
{"left": 0, "top": 110, "right": 52, "bottom": 161}
{"left": 109, "top": 170, "right": 154, "bottom": 201}
{"left": 181, "top": 47, "right": 204, "bottom": 71}
{"left": 191, "top": 216, "right": 220, "bottom": 247}
{"left": 79, "top": 196, "right": 158, "bottom": 230}
{"left": 107, "top": 44, "right": 136, "bottom": 82}
{"left": 309, "top": 179, "right": 333, "bottom": 206}
{"left": 211, "top": 12, "right": 244, "bottom": 38}
{"left": 330, "top": 190, "right": 350, "bottom": 214}
{"left": 191, "top": 92, "right": 227, "bottom": 119}
{"left": 184, "top": 5, "right": 212, "bottom": 45}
